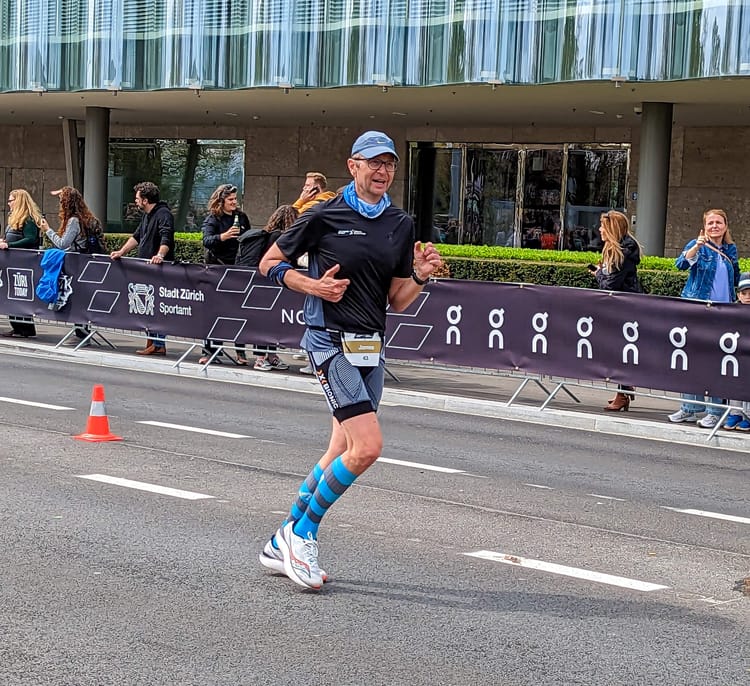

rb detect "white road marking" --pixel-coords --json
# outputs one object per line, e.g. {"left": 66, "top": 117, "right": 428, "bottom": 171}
{"left": 137, "top": 420, "right": 249, "bottom": 439}
{"left": 377, "top": 457, "right": 465, "bottom": 473}
{"left": 77, "top": 474, "right": 215, "bottom": 500}
{"left": 0, "top": 396, "right": 73, "bottom": 410}
{"left": 661, "top": 507, "right": 750, "bottom": 525}
{"left": 524, "top": 483, "right": 553, "bottom": 490}
{"left": 464, "top": 550, "right": 669, "bottom": 592}
{"left": 587, "top": 493, "right": 626, "bottom": 502}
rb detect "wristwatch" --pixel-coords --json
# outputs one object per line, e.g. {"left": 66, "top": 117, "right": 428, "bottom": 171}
{"left": 411, "top": 269, "right": 428, "bottom": 286}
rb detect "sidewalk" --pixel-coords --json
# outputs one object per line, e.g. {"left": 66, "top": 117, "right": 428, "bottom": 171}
{"left": 1, "top": 319, "right": 748, "bottom": 452}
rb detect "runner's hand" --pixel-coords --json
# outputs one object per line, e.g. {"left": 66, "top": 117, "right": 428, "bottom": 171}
{"left": 413, "top": 241, "right": 442, "bottom": 281}
{"left": 315, "top": 264, "right": 349, "bottom": 302}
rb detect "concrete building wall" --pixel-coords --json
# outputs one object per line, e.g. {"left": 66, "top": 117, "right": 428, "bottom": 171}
{"left": 1, "top": 121, "right": 747, "bottom": 259}
{"left": 665, "top": 127, "right": 750, "bottom": 256}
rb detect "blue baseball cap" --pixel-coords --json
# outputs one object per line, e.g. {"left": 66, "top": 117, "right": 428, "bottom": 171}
{"left": 738, "top": 272, "right": 750, "bottom": 291}
{"left": 351, "top": 131, "right": 399, "bottom": 161}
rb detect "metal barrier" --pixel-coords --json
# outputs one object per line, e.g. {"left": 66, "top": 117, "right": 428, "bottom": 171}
{"left": 4, "top": 315, "right": 743, "bottom": 443}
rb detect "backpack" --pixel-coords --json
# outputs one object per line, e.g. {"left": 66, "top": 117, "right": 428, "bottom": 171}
{"left": 236, "top": 228, "right": 281, "bottom": 267}
{"left": 79, "top": 218, "right": 107, "bottom": 255}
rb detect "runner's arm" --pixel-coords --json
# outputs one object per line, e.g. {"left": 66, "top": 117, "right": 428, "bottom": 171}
{"left": 261, "top": 243, "right": 349, "bottom": 302}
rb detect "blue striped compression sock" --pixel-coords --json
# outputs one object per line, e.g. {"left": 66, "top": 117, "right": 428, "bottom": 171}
{"left": 271, "top": 463, "right": 324, "bottom": 550}
{"left": 292, "top": 457, "right": 357, "bottom": 540}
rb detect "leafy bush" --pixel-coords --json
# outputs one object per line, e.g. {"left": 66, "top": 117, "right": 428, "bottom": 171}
{"left": 105, "top": 232, "right": 205, "bottom": 263}
{"left": 434, "top": 243, "right": 750, "bottom": 272}
{"left": 101, "top": 234, "right": 731, "bottom": 297}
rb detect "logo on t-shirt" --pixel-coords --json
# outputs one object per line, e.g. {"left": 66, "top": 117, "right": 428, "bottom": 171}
{"left": 337, "top": 229, "right": 367, "bottom": 237}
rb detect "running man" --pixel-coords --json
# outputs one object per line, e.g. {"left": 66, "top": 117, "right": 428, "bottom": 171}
{"left": 258, "top": 131, "right": 442, "bottom": 589}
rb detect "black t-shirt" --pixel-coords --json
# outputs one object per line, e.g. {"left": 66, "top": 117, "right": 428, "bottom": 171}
{"left": 275, "top": 195, "right": 414, "bottom": 334}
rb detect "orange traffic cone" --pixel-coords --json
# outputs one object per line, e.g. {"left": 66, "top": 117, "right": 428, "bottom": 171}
{"left": 75, "top": 384, "right": 122, "bottom": 442}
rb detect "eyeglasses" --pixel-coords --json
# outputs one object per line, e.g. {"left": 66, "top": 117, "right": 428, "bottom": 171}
{"left": 352, "top": 157, "right": 398, "bottom": 172}
{"left": 219, "top": 184, "right": 238, "bottom": 198}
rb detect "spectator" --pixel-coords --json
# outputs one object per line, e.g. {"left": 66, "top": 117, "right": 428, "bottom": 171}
{"left": 39, "top": 186, "right": 96, "bottom": 253}
{"left": 1, "top": 189, "right": 43, "bottom": 337}
{"left": 199, "top": 183, "right": 250, "bottom": 365}
{"left": 291, "top": 173, "right": 336, "bottom": 372}
{"left": 292, "top": 172, "right": 336, "bottom": 215}
{"left": 236, "top": 204, "right": 297, "bottom": 371}
{"left": 723, "top": 272, "right": 750, "bottom": 431}
{"left": 668, "top": 208, "right": 739, "bottom": 428}
{"left": 590, "top": 210, "right": 642, "bottom": 411}
{"left": 39, "top": 186, "right": 101, "bottom": 342}
{"left": 110, "top": 182, "right": 175, "bottom": 356}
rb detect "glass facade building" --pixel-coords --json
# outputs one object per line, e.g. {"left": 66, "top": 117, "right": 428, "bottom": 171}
{"left": 1, "top": 1, "right": 749, "bottom": 92}
{"left": 1, "top": 1, "right": 748, "bottom": 253}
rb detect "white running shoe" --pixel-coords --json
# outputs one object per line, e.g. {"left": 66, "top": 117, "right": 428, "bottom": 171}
{"left": 259, "top": 538, "right": 328, "bottom": 582}
{"left": 697, "top": 414, "right": 719, "bottom": 429}
{"left": 276, "top": 522, "right": 323, "bottom": 589}
{"left": 267, "top": 354, "right": 290, "bottom": 370}
{"left": 668, "top": 409, "right": 697, "bottom": 423}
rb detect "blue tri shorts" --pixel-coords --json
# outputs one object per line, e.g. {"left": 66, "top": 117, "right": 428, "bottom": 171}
{"left": 301, "top": 329, "right": 385, "bottom": 422}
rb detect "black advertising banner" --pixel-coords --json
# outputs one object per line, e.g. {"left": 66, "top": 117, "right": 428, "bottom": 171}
{"left": 384, "top": 279, "right": 750, "bottom": 400}
{"left": 0, "top": 250, "right": 307, "bottom": 348}
{"left": 3, "top": 249, "right": 750, "bottom": 400}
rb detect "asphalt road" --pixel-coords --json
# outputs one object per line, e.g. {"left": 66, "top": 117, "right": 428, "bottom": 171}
{"left": 1, "top": 352, "right": 748, "bottom": 686}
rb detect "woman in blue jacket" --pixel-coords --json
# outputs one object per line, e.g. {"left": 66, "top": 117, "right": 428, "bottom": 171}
{"left": 668, "top": 208, "right": 739, "bottom": 428}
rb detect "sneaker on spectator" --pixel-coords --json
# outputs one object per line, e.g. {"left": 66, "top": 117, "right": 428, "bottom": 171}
{"left": 736, "top": 420, "right": 750, "bottom": 432}
{"left": 258, "top": 538, "right": 327, "bottom": 582}
{"left": 299, "top": 364, "right": 314, "bottom": 375}
{"left": 668, "top": 409, "right": 697, "bottom": 423}
{"left": 697, "top": 414, "right": 720, "bottom": 429}
{"left": 267, "top": 354, "right": 289, "bottom": 370}
{"left": 276, "top": 521, "right": 323, "bottom": 589}
{"left": 723, "top": 414, "right": 743, "bottom": 430}
{"left": 254, "top": 357, "right": 273, "bottom": 371}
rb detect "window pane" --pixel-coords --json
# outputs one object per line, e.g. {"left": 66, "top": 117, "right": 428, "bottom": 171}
{"left": 564, "top": 147, "right": 629, "bottom": 252}
{"left": 107, "top": 139, "right": 245, "bottom": 233}
{"left": 464, "top": 148, "right": 518, "bottom": 246}
{"left": 521, "top": 149, "right": 563, "bottom": 249}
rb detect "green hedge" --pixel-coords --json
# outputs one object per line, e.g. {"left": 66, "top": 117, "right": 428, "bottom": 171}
{"left": 444, "top": 257, "right": 687, "bottom": 297}
{"left": 101, "top": 233, "right": 206, "bottom": 263}
{"left": 101, "top": 234, "right": 747, "bottom": 299}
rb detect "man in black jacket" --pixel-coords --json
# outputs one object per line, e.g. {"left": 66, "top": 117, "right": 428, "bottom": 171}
{"left": 110, "top": 181, "right": 175, "bottom": 355}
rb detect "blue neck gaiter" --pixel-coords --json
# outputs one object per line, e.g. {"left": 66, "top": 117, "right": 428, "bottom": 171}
{"left": 342, "top": 181, "right": 391, "bottom": 219}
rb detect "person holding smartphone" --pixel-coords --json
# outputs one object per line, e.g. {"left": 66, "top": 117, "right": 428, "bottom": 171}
{"left": 292, "top": 171, "right": 336, "bottom": 216}
{"left": 291, "top": 171, "right": 338, "bottom": 374}
{"left": 668, "top": 208, "right": 739, "bottom": 428}
{"left": 591, "top": 211, "right": 643, "bottom": 411}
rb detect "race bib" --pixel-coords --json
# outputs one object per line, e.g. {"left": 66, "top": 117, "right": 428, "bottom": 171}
{"left": 342, "top": 332, "right": 382, "bottom": 367}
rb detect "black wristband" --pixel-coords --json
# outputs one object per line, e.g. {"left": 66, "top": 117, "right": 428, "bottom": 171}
{"left": 411, "top": 269, "right": 428, "bottom": 286}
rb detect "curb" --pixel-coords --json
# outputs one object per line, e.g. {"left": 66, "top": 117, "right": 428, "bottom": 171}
{"left": 1, "top": 338, "right": 748, "bottom": 453}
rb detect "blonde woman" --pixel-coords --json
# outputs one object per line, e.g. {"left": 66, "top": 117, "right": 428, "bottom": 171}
{"left": 591, "top": 210, "right": 642, "bottom": 411}
{"left": 668, "top": 208, "right": 739, "bottom": 428}
{"left": 1, "top": 189, "right": 43, "bottom": 337}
